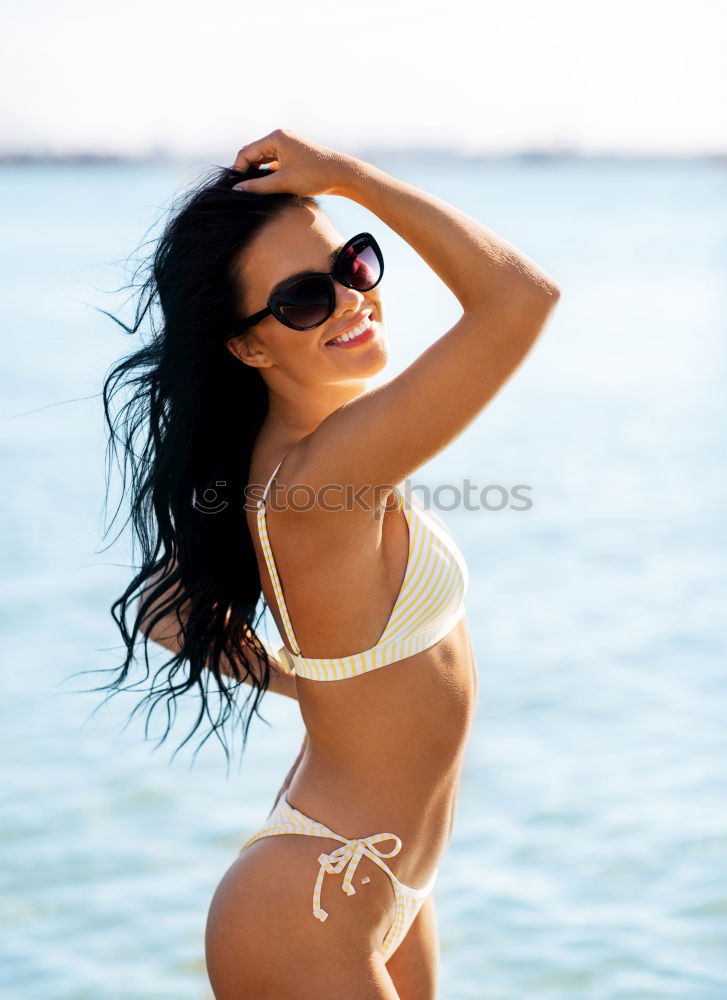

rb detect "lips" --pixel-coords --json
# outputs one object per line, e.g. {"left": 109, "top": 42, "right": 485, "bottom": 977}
{"left": 325, "top": 310, "right": 373, "bottom": 345}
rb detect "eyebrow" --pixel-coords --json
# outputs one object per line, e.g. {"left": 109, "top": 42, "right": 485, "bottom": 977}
{"left": 273, "top": 242, "right": 343, "bottom": 288}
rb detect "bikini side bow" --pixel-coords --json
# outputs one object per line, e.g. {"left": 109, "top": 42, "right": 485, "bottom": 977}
{"left": 312, "top": 833, "right": 403, "bottom": 922}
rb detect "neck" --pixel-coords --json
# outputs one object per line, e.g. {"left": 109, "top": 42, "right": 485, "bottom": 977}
{"left": 263, "top": 378, "right": 369, "bottom": 447}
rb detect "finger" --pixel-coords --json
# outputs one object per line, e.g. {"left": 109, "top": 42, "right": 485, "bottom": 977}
{"left": 233, "top": 136, "right": 281, "bottom": 171}
{"left": 233, "top": 151, "right": 278, "bottom": 171}
{"left": 232, "top": 168, "right": 283, "bottom": 194}
{"left": 232, "top": 159, "right": 279, "bottom": 177}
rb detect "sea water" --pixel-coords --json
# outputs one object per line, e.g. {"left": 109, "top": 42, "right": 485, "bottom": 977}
{"left": 1, "top": 156, "right": 725, "bottom": 998}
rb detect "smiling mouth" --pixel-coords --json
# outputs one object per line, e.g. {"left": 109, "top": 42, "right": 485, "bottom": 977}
{"left": 325, "top": 313, "right": 374, "bottom": 346}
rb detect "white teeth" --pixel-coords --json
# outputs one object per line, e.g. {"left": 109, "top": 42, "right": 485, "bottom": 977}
{"left": 328, "top": 316, "right": 371, "bottom": 345}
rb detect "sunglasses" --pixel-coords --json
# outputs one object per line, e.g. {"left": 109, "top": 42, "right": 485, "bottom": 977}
{"left": 232, "top": 232, "right": 384, "bottom": 333}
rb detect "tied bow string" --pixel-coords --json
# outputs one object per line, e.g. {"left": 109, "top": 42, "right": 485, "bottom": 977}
{"left": 312, "top": 832, "right": 402, "bottom": 922}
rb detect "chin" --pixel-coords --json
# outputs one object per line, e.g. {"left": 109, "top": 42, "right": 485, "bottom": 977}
{"left": 325, "top": 319, "right": 389, "bottom": 374}
{"left": 362, "top": 327, "right": 389, "bottom": 376}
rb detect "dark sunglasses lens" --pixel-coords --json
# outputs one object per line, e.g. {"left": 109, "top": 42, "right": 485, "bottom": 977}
{"left": 339, "top": 238, "right": 381, "bottom": 290}
{"left": 276, "top": 277, "right": 332, "bottom": 329}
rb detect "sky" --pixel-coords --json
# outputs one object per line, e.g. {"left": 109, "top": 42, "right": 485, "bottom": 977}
{"left": 1, "top": 0, "right": 725, "bottom": 158}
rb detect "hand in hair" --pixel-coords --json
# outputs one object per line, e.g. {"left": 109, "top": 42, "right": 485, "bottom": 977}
{"left": 231, "top": 127, "right": 358, "bottom": 198}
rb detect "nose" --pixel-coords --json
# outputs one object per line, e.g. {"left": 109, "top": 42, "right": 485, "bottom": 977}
{"left": 332, "top": 279, "right": 365, "bottom": 316}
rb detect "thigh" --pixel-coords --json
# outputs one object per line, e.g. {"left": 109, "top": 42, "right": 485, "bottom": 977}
{"left": 384, "top": 893, "right": 439, "bottom": 1000}
{"left": 205, "top": 835, "right": 401, "bottom": 999}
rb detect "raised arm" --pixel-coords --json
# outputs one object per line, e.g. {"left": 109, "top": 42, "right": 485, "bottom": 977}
{"left": 287, "top": 148, "right": 560, "bottom": 498}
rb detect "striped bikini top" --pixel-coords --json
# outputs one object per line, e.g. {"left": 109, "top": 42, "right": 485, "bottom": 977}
{"left": 256, "top": 456, "right": 469, "bottom": 681}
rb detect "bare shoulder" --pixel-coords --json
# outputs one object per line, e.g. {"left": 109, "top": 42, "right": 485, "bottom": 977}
{"left": 272, "top": 433, "right": 398, "bottom": 534}
{"left": 264, "top": 438, "right": 396, "bottom": 548}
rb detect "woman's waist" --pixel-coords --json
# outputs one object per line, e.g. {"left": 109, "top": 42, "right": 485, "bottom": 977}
{"left": 297, "top": 690, "right": 476, "bottom": 769}
{"left": 283, "top": 754, "right": 462, "bottom": 886}
{"left": 299, "top": 714, "right": 473, "bottom": 781}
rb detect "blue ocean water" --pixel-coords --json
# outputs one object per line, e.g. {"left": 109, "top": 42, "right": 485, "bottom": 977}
{"left": 1, "top": 157, "right": 725, "bottom": 999}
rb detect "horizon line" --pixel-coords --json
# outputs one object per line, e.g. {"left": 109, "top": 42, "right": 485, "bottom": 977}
{"left": 0, "top": 145, "right": 725, "bottom": 166}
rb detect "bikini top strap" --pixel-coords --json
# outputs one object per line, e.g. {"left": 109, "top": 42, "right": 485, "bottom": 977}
{"left": 256, "top": 453, "right": 302, "bottom": 656}
{"left": 262, "top": 457, "right": 285, "bottom": 503}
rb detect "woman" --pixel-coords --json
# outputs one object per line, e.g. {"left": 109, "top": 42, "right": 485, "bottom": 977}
{"left": 106, "top": 128, "right": 559, "bottom": 999}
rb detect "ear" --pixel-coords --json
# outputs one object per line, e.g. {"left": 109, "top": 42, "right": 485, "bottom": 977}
{"left": 226, "top": 333, "right": 272, "bottom": 369}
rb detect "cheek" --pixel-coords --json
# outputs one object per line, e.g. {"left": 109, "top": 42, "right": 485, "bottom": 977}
{"left": 368, "top": 293, "right": 383, "bottom": 314}
{"left": 272, "top": 331, "right": 316, "bottom": 366}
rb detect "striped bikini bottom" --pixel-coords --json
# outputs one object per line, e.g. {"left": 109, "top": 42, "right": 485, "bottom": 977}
{"left": 238, "top": 795, "right": 438, "bottom": 962}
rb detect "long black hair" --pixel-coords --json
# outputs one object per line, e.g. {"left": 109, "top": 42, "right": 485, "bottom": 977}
{"left": 82, "top": 163, "right": 319, "bottom": 769}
